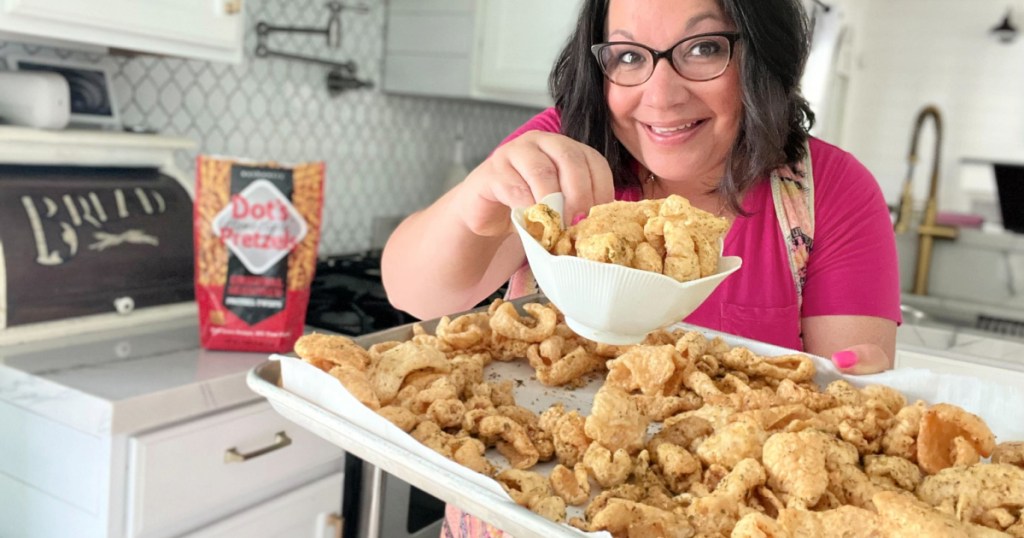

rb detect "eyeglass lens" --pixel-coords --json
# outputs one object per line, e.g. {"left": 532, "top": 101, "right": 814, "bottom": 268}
{"left": 596, "top": 34, "right": 734, "bottom": 86}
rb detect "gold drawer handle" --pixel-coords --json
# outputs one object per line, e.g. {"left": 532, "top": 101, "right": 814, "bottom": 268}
{"left": 224, "top": 431, "right": 292, "bottom": 463}
{"left": 326, "top": 513, "right": 343, "bottom": 538}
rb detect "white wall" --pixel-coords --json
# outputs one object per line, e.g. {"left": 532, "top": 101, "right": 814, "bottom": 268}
{"left": 817, "top": 0, "right": 1024, "bottom": 214}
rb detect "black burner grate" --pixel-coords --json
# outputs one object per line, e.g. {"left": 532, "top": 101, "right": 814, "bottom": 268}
{"left": 305, "top": 249, "right": 507, "bottom": 336}
{"left": 305, "top": 251, "right": 416, "bottom": 336}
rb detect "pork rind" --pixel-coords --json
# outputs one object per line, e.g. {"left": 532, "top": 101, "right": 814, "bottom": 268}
{"left": 687, "top": 458, "right": 767, "bottom": 535}
{"left": 762, "top": 430, "right": 832, "bottom": 508}
{"left": 549, "top": 463, "right": 591, "bottom": 506}
{"left": 992, "top": 441, "right": 1024, "bottom": 469}
{"left": 522, "top": 204, "right": 563, "bottom": 252}
{"left": 295, "top": 333, "right": 371, "bottom": 371}
{"left": 327, "top": 363, "right": 379, "bottom": 410}
{"left": 539, "top": 405, "right": 591, "bottom": 471}
{"left": 918, "top": 403, "right": 997, "bottom": 474}
{"left": 523, "top": 195, "right": 728, "bottom": 283}
{"left": 873, "top": 490, "right": 1013, "bottom": 538}
{"left": 776, "top": 505, "right": 885, "bottom": 537}
{"left": 588, "top": 498, "right": 691, "bottom": 537}
{"left": 292, "top": 299, "right": 1021, "bottom": 537}
{"left": 697, "top": 417, "right": 768, "bottom": 470}
{"left": 917, "top": 463, "right": 1024, "bottom": 529}
{"left": 496, "top": 469, "right": 566, "bottom": 522}
{"left": 584, "top": 386, "right": 649, "bottom": 454}
{"left": 369, "top": 341, "right": 451, "bottom": 405}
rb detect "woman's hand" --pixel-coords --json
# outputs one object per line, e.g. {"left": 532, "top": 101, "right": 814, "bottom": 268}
{"left": 382, "top": 131, "right": 615, "bottom": 319}
{"left": 455, "top": 130, "right": 615, "bottom": 239}
{"left": 831, "top": 343, "right": 895, "bottom": 375}
{"left": 803, "top": 315, "right": 897, "bottom": 375}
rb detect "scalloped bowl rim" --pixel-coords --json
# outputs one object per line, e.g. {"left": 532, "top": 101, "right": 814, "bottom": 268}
{"left": 511, "top": 193, "right": 743, "bottom": 344}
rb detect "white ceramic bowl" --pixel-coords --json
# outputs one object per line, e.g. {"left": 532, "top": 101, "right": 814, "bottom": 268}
{"left": 511, "top": 193, "right": 742, "bottom": 344}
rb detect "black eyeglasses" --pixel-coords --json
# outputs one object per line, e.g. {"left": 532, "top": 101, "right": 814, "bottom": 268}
{"left": 591, "top": 32, "right": 741, "bottom": 86}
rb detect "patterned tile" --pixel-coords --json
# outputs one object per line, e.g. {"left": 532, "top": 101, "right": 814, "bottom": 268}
{"left": 0, "top": 0, "right": 540, "bottom": 255}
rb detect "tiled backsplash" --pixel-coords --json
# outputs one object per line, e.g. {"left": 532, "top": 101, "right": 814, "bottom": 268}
{"left": 0, "top": 0, "right": 540, "bottom": 255}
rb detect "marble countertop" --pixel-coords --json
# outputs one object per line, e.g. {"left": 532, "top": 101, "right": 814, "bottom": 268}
{"left": 0, "top": 312, "right": 270, "bottom": 437}
{"left": 900, "top": 292, "right": 1024, "bottom": 327}
{"left": 896, "top": 321, "right": 1024, "bottom": 373}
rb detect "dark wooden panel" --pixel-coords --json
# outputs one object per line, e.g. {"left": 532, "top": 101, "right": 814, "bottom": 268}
{"left": 0, "top": 165, "right": 194, "bottom": 326}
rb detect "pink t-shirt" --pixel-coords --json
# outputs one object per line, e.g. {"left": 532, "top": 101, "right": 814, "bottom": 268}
{"left": 502, "top": 108, "right": 901, "bottom": 351}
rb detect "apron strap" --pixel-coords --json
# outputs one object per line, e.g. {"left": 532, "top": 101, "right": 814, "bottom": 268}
{"left": 769, "top": 141, "right": 816, "bottom": 310}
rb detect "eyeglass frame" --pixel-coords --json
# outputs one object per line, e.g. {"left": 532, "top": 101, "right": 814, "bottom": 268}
{"left": 590, "top": 31, "right": 742, "bottom": 86}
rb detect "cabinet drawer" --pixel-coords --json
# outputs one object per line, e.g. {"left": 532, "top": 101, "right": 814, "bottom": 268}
{"left": 185, "top": 472, "right": 343, "bottom": 538}
{"left": 128, "top": 401, "right": 343, "bottom": 538}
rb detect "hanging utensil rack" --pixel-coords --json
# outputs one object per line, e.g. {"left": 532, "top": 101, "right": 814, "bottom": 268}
{"left": 254, "top": 1, "right": 373, "bottom": 95}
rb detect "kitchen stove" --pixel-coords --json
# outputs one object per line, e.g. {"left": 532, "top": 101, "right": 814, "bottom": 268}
{"left": 305, "top": 250, "right": 417, "bottom": 336}
{"left": 305, "top": 249, "right": 507, "bottom": 337}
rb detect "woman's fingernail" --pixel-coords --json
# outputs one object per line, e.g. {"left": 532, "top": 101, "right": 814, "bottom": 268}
{"left": 833, "top": 350, "right": 858, "bottom": 369}
{"left": 571, "top": 212, "right": 587, "bottom": 225}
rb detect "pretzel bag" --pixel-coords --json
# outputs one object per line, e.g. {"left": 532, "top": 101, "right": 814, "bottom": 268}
{"left": 194, "top": 156, "right": 324, "bottom": 352}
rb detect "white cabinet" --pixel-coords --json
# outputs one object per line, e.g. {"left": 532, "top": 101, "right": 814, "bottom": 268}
{"left": 383, "top": 0, "right": 583, "bottom": 109}
{"left": 0, "top": 314, "right": 346, "bottom": 538}
{"left": 0, "top": 397, "right": 345, "bottom": 538}
{"left": 185, "top": 472, "right": 343, "bottom": 538}
{"left": 383, "top": 0, "right": 476, "bottom": 101}
{"left": 0, "top": 0, "right": 245, "bottom": 63}
{"left": 472, "top": 0, "right": 582, "bottom": 108}
{"left": 127, "top": 402, "right": 343, "bottom": 538}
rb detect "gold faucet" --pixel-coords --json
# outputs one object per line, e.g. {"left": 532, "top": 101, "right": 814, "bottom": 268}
{"left": 893, "top": 105, "right": 958, "bottom": 295}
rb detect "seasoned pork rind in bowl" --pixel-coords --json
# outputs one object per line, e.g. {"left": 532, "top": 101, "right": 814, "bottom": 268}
{"left": 511, "top": 192, "right": 742, "bottom": 345}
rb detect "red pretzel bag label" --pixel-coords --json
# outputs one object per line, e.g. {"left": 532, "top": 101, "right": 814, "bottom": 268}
{"left": 194, "top": 157, "right": 324, "bottom": 352}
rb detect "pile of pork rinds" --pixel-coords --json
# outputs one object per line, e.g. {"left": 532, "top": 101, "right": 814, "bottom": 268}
{"left": 522, "top": 195, "right": 730, "bottom": 283}
{"left": 294, "top": 299, "right": 1024, "bottom": 538}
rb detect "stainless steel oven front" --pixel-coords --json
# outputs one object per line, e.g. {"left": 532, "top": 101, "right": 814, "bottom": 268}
{"left": 354, "top": 463, "right": 445, "bottom": 538}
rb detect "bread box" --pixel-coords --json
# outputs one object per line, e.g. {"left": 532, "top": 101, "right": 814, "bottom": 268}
{"left": 0, "top": 127, "right": 195, "bottom": 335}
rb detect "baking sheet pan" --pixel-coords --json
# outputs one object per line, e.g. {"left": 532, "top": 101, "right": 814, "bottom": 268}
{"left": 248, "top": 296, "right": 1024, "bottom": 537}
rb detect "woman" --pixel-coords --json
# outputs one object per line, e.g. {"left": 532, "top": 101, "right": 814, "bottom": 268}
{"left": 384, "top": 0, "right": 900, "bottom": 530}
{"left": 385, "top": 0, "right": 899, "bottom": 368}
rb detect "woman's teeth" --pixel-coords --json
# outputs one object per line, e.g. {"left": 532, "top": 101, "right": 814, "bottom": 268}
{"left": 650, "top": 120, "right": 701, "bottom": 134}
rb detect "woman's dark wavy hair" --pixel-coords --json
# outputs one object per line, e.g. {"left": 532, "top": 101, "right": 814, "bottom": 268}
{"left": 549, "top": 0, "right": 815, "bottom": 213}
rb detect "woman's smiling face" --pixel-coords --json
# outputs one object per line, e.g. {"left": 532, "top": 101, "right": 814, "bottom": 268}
{"left": 603, "top": 0, "right": 743, "bottom": 189}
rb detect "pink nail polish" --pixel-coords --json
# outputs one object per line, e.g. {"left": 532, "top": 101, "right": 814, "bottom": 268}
{"left": 571, "top": 213, "right": 587, "bottom": 225}
{"left": 833, "top": 350, "right": 858, "bottom": 369}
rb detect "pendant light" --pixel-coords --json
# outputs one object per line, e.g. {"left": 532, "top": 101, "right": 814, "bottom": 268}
{"left": 991, "top": 7, "right": 1018, "bottom": 44}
